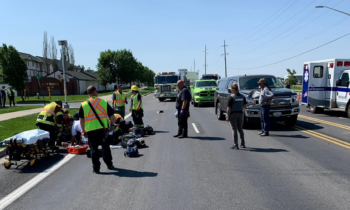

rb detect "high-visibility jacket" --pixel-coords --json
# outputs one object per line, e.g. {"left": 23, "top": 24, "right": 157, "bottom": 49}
{"left": 82, "top": 97, "right": 109, "bottom": 132}
{"left": 131, "top": 93, "right": 143, "bottom": 110}
{"left": 36, "top": 102, "right": 63, "bottom": 127}
{"left": 114, "top": 114, "right": 124, "bottom": 122}
{"left": 114, "top": 91, "right": 125, "bottom": 107}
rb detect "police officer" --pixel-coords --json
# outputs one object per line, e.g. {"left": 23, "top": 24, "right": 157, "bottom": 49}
{"left": 130, "top": 85, "right": 144, "bottom": 128}
{"left": 112, "top": 84, "right": 128, "bottom": 118}
{"left": 226, "top": 83, "right": 248, "bottom": 149}
{"left": 79, "top": 85, "right": 116, "bottom": 174}
{"left": 36, "top": 100, "right": 63, "bottom": 150}
{"left": 174, "top": 80, "right": 191, "bottom": 138}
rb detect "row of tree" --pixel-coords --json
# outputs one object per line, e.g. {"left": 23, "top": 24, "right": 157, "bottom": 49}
{"left": 97, "top": 49, "right": 155, "bottom": 87}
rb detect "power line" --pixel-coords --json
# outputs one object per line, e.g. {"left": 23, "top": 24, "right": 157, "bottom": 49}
{"left": 229, "top": 31, "right": 350, "bottom": 70}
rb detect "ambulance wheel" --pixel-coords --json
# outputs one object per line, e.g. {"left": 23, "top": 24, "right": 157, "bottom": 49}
{"left": 4, "top": 162, "right": 11, "bottom": 169}
{"left": 310, "top": 106, "right": 318, "bottom": 113}
{"left": 347, "top": 104, "right": 350, "bottom": 119}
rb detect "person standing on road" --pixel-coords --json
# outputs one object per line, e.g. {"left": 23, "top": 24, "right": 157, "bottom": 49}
{"left": 80, "top": 85, "right": 116, "bottom": 174}
{"left": 174, "top": 80, "right": 191, "bottom": 139}
{"left": 130, "top": 85, "right": 144, "bottom": 128}
{"left": 258, "top": 78, "right": 274, "bottom": 137}
{"left": 7, "top": 87, "right": 15, "bottom": 106}
{"left": 1, "top": 86, "right": 6, "bottom": 107}
{"left": 112, "top": 84, "right": 128, "bottom": 118}
{"left": 226, "top": 83, "right": 248, "bottom": 150}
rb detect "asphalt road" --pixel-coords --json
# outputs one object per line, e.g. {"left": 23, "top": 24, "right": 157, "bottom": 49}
{"left": 1, "top": 95, "right": 350, "bottom": 210}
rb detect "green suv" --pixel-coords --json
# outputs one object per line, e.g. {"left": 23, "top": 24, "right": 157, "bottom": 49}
{"left": 191, "top": 79, "right": 217, "bottom": 107}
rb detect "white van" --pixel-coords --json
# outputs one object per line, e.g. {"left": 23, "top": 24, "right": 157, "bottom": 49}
{"left": 302, "top": 58, "right": 350, "bottom": 117}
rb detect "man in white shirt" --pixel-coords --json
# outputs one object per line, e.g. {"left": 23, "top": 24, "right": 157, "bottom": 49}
{"left": 71, "top": 113, "right": 83, "bottom": 145}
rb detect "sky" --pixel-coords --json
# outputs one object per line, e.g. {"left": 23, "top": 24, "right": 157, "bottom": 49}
{"left": 1, "top": 0, "right": 349, "bottom": 78}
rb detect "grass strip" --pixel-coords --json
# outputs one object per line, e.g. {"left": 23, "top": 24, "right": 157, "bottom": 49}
{"left": 0, "top": 106, "right": 42, "bottom": 115}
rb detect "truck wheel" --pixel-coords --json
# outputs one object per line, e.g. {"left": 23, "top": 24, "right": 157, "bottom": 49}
{"left": 242, "top": 115, "right": 250, "bottom": 129}
{"left": 347, "top": 104, "right": 350, "bottom": 119}
{"left": 158, "top": 98, "right": 165, "bottom": 102}
{"left": 194, "top": 101, "right": 198, "bottom": 107}
{"left": 285, "top": 115, "right": 298, "bottom": 127}
{"left": 216, "top": 103, "right": 225, "bottom": 120}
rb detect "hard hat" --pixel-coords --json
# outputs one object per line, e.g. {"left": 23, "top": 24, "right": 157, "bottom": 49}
{"left": 131, "top": 85, "right": 139, "bottom": 91}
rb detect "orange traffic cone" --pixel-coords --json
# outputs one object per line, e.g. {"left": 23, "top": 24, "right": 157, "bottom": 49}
{"left": 298, "top": 92, "right": 301, "bottom": 100}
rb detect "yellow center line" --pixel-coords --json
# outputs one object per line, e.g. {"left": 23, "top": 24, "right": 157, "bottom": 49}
{"left": 293, "top": 125, "right": 350, "bottom": 150}
{"left": 299, "top": 115, "right": 350, "bottom": 130}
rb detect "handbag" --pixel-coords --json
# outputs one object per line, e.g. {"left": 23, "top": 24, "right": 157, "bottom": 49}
{"left": 87, "top": 100, "right": 109, "bottom": 142}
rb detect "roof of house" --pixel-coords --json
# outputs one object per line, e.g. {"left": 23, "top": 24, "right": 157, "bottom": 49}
{"left": 82, "top": 71, "right": 98, "bottom": 78}
{"left": 19, "top": 52, "right": 43, "bottom": 63}
{"left": 45, "top": 70, "right": 96, "bottom": 81}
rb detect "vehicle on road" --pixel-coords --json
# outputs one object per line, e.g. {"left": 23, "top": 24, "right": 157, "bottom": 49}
{"left": 215, "top": 75, "right": 300, "bottom": 127}
{"left": 154, "top": 72, "right": 179, "bottom": 102}
{"left": 179, "top": 69, "right": 199, "bottom": 89}
{"left": 302, "top": 59, "right": 350, "bottom": 118}
{"left": 191, "top": 79, "right": 217, "bottom": 107}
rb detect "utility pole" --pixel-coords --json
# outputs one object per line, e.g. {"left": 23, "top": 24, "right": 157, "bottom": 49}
{"left": 194, "top": 59, "right": 195, "bottom": 72}
{"left": 204, "top": 45, "right": 207, "bottom": 75}
{"left": 221, "top": 40, "right": 229, "bottom": 78}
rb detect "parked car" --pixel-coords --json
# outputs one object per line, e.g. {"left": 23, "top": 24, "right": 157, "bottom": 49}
{"left": 214, "top": 75, "right": 300, "bottom": 127}
{"left": 190, "top": 79, "right": 217, "bottom": 107}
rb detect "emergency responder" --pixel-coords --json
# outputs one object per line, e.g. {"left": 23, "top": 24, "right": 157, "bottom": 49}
{"left": 226, "top": 83, "right": 248, "bottom": 150}
{"left": 112, "top": 84, "right": 128, "bottom": 118}
{"left": 174, "top": 80, "right": 191, "bottom": 138}
{"left": 258, "top": 78, "right": 274, "bottom": 137}
{"left": 130, "top": 85, "right": 144, "bottom": 128}
{"left": 111, "top": 113, "right": 124, "bottom": 145}
{"left": 70, "top": 112, "right": 83, "bottom": 146}
{"left": 79, "top": 85, "right": 116, "bottom": 174}
{"left": 58, "top": 109, "right": 73, "bottom": 145}
{"left": 1, "top": 86, "right": 6, "bottom": 107}
{"left": 36, "top": 100, "right": 63, "bottom": 150}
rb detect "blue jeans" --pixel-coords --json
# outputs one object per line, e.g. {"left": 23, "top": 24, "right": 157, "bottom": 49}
{"left": 260, "top": 105, "right": 271, "bottom": 135}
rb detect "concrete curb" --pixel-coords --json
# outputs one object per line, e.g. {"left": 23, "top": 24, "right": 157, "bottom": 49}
{"left": 0, "top": 148, "right": 6, "bottom": 158}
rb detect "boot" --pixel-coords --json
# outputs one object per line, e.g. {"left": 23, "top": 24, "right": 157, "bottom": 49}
{"left": 173, "top": 134, "right": 182, "bottom": 138}
{"left": 178, "top": 134, "right": 188, "bottom": 139}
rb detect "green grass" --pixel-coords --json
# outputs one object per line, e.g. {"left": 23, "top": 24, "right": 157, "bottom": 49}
{"left": 0, "top": 106, "right": 42, "bottom": 115}
{"left": 291, "top": 85, "right": 302, "bottom": 92}
{"left": 0, "top": 108, "right": 79, "bottom": 141}
{"left": 125, "top": 87, "right": 155, "bottom": 98}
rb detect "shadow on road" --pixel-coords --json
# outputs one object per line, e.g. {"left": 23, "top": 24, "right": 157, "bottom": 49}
{"left": 18, "top": 154, "right": 66, "bottom": 173}
{"left": 153, "top": 131, "right": 169, "bottom": 134}
{"left": 244, "top": 148, "right": 288, "bottom": 153}
{"left": 100, "top": 168, "right": 158, "bottom": 177}
{"left": 272, "top": 134, "right": 310, "bottom": 139}
{"left": 190, "top": 136, "right": 225, "bottom": 141}
{"left": 195, "top": 104, "right": 215, "bottom": 108}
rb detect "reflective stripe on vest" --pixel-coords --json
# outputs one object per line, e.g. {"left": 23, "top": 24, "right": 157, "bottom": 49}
{"left": 36, "top": 102, "right": 59, "bottom": 126}
{"left": 131, "top": 93, "right": 143, "bottom": 110}
{"left": 114, "top": 91, "right": 125, "bottom": 107}
{"left": 82, "top": 97, "right": 109, "bottom": 132}
{"left": 230, "top": 94, "right": 244, "bottom": 113}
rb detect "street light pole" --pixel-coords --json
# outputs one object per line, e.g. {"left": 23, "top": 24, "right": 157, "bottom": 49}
{"left": 58, "top": 40, "right": 69, "bottom": 108}
{"left": 315, "top": 6, "right": 350, "bottom": 16}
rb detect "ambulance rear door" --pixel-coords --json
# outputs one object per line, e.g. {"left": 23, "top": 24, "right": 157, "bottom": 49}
{"left": 308, "top": 63, "right": 328, "bottom": 107}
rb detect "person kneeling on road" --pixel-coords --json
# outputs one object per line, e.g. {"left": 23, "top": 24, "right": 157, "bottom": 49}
{"left": 226, "top": 83, "right": 248, "bottom": 150}
{"left": 79, "top": 85, "right": 116, "bottom": 174}
{"left": 58, "top": 109, "right": 73, "bottom": 146}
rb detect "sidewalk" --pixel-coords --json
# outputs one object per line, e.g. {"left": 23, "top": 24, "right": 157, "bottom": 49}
{"left": 0, "top": 108, "right": 43, "bottom": 122}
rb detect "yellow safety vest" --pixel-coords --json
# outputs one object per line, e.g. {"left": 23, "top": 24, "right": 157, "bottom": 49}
{"left": 82, "top": 97, "right": 109, "bottom": 132}
{"left": 114, "top": 91, "right": 125, "bottom": 107}
{"left": 114, "top": 114, "right": 124, "bottom": 122}
{"left": 36, "top": 102, "right": 63, "bottom": 127}
{"left": 131, "top": 93, "right": 143, "bottom": 110}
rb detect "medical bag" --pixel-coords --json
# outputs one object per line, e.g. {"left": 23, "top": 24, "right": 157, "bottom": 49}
{"left": 124, "top": 146, "right": 138, "bottom": 157}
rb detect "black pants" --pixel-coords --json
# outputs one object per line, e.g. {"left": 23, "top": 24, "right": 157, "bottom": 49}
{"left": 87, "top": 129, "right": 113, "bottom": 171}
{"left": 132, "top": 110, "right": 144, "bottom": 128}
{"left": 177, "top": 110, "right": 189, "bottom": 135}
{"left": 1, "top": 95, "right": 5, "bottom": 107}
{"left": 9, "top": 96, "right": 15, "bottom": 106}
{"left": 37, "top": 123, "right": 57, "bottom": 147}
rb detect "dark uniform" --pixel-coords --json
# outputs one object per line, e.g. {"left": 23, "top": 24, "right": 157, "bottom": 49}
{"left": 227, "top": 93, "right": 247, "bottom": 147}
{"left": 175, "top": 86, "right": 191, "bottom": 137}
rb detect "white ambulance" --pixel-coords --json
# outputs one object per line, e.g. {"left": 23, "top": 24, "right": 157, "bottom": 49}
{"left": 302, "top": 58, "right": 350, "bottom": 117}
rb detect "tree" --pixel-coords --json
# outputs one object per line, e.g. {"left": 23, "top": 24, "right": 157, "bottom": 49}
{"left": 80, "top": 65, "right": 85, "bottom": 72}
{"left": 97, "top": 65, "right": 111, "bottom": 92}
{"left": 115, "top": 49, "right": 137, "bottom": 84}
{"left": 49, "top": 36, "right": 59, "bottom": 71}
{"left": 285, "top": 68, "right": 297, "bottom": 86}
{"left": 0, "top": 44, "right": 28, "bottom": 101}
{"left": 42, "top": 31, "right": 49, "bottom": 74}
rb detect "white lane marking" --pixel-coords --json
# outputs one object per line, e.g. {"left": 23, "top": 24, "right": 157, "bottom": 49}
{"left": 0, "top": 154, "right": 76, "bottom": 209}
{"left": 0, "top": 112, "right": 132, "bottom": 209}
{"left": 192, "top": 123, "right": 200, "bottom": 133}
{"left": 125, "top": 113, "right": 131, "bottom": 119}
